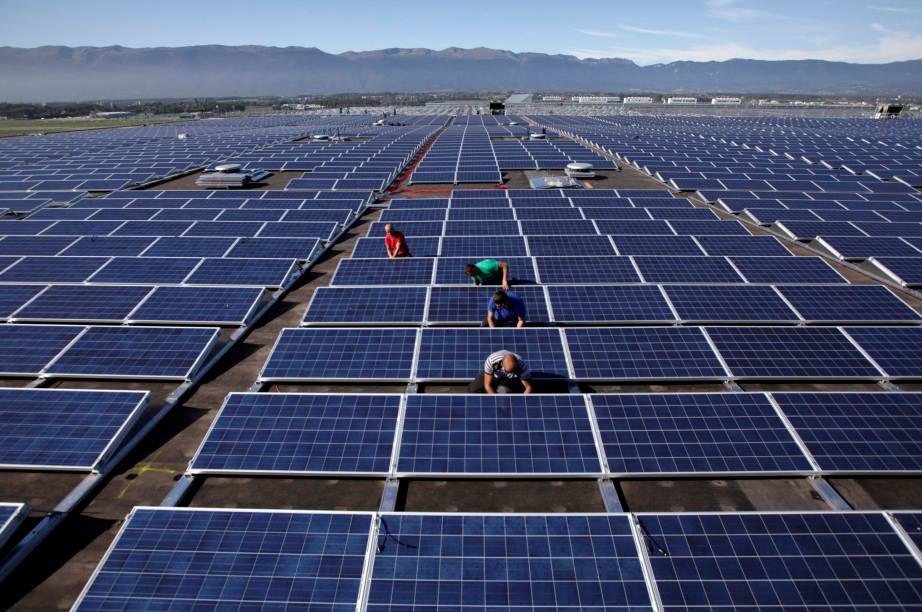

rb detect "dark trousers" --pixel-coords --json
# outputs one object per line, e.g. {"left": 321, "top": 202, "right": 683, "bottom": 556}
{"left": 467, "top": 372, "right": 525, "bottom": 394}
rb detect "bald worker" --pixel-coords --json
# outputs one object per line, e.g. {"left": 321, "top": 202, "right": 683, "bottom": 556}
{"left": 384, "top": 223, "right": 410, "bottom": 258}
{"left": 468, "top": 349, "right": 533, "bottom": 394}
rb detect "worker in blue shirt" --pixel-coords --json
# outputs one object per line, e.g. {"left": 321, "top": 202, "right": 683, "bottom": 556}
{"left": 486, "top": 290, "right": 527, "bottom": 328}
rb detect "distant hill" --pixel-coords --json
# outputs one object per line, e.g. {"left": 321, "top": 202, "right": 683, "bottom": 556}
{"left": 0, "top": 45, "right": 919, "bottom": 101}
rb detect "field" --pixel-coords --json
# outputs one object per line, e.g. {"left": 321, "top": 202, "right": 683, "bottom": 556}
{"left": 0, "top": 117, "right": 182, "bottom": 137}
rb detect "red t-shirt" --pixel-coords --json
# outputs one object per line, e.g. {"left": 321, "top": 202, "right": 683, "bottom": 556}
{"left": 385, "top": 231, "right": 409, "bottom": 256}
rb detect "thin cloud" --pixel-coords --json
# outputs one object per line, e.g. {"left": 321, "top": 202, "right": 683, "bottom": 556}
{"left": 618, "top": 24, "right": 704, "bottom": 39}
{"left": 575, "top": 29, "right": 619, "bottom": 38}
{"left": 706, "top": 0, "right": 777, "bottom": 21}
{"left": 867, "top": 4, "right": 922, "bottom": 13}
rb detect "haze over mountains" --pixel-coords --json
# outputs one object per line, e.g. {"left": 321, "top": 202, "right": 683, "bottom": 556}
{"left": 1, "top": 45, "right": 919, "bottom": 101}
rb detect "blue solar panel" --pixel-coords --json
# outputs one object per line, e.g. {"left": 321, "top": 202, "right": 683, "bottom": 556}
{"left": 512, "top": 207, "right": 583, "bottom": 220}
{"left": 217, "top": 208, "right": 285, "bottom": 222}
{"left": 730, "top": 256, "right": 846, "bottom": 284}
{"left": 0, "top": 236, "right": 75, "bottom": 256}
{"left": 367, "top": 513, "right": 652, "bottom": 611}
{"left": 577, "top": 207, "right": 653, "bottom": 220}
{"left": 13, "top": 285, "right": 151, "bottom": 322}
{"left": 151, "top": 208, "right": 220, "bottom": 222}
{"left": 379, "top": 208, "right": 447, "bottom": 222}
{"left": 304, "top": 287, "right": 428, "bottom": 324}
{"left": 45, "top": 326, "right": 219, "bottom": 380}
{"left": 129, "top": 286, "right": 263, "bottom": 325}
{"left": 435, "top": 257, "right": 538, "bottom": 285}
{"left": 439, "top": 236, "right": 528, "bottom": 257}
{"left": 443, "top": 220, "right": 520, "bottom": 237}
{"left": 664, "top": 285, "right": 800, "bottom": 322}
{"left": 592, "top": 393, "right": 812, "bottom": 475}
{"left": 226, "top": 237, "right": 319, "bottom": 260}
{"left": 88, "top": 257, "right": 200, "bottom": 284}
{"left": 706, "top": 326, "right": 882, "bottom": 379}
{"left": 854, "top": 221, "right": 922, "bottom": 238}
{"left": 281, "top": 209, "right": 351, "bottom": 224}
{"left": 74, "top": 507, "right": 372, "bottom": 611}
{"left": 140, "top": 237, "right": 236, "bottom": 258}
{"left": 185, "top": 258, "right": 295, "bottom": 287}
{"left": 668, "top": 219, "right": 751, "bottom": 236}
{"left": 535, "top": 256, "right": 640, "bottom": 284}
{"left": 191, "top": 393, "right": 400, "bottom": 474}
{"left": 0, "top": 502, "right": 27, "bottom": 550}
{"left": 773, "top": 392, "right": 922, "bottom": 472}
{"left": 261, "top": 328, "right": 417, "bottom": 381}
{"left": 776, "top": 220, "right": 867, "bottom": 240}
{"left": 426, "top": 286, "right": 549, "bottom": 324}
{"left": 0, "top": 324, "right": 84, "bottom": 375}
{"left": 611, "top": 235, "right": 705, "bottom": 256}
{"left": 42, "top": 220, "right": 124, "bottom": 236}
{"left": 331, "top": 258, "right": 434, "bottom": 286}
{"left": 396, "top": 395, "right": 601, "bottom": 475}
{"left": 0, "top": 256, "right": 109, "bottom": 283}
{"left": 415, "top": 328, "right": 569, "bottom": 380}
{"left": 870, "top": 256, "right": 922, "bottom": 287}
{"left": 646, "top": 208, "right": 718, "bottom": 220}
{"left": 777, "top": 285, "right": 921, "bottom": 323}
{"left": 0, "top": 388, "right": 147, "bottom": 470}
{"left": 547, "top": 285, "right": 676, "bottom": 323}
{"left": 59, "top": 236, "right": 156, "bottom": 257}
{"left": 565, "top": 327, "right": 726, "bottom": 380}
{"left": 845, "top": 327, "right": 922, "bottom": 379}
{"left": 0, "top": 220, "right": 55, "bottom": 236}
{"left": 637, "top": 512, "right": 922, "bottom": 610}
{"left": 519, "top": 220, "right": 598, "bottom": 236}
{"left": 526, "top": 235, "right": 615, "bottom": 256}
{"left": 694, "top": 235, "right": 792, "bottom": 257}
{"left": 634, "top": 256, "right": 744, "bottom": 283}
{"left": 0, "top": 284, "right": 45, "bottom": 317}
{"left": 386, "top": 198, "right": 450, "bottom": 209}
{"left": 594, "top": 220, "right": 675, "bottom": 235}
{"left": 259, "top": 221, "right": 338, "bottom": 240}
{"left": 817, "top": 236, "right": 922, "bottom": 260}
{"left": 111, "top": 220, "right": 194, "bottom": 237}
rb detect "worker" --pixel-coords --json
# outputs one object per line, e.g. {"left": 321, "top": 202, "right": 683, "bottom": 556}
{"left": 464, "top": 259, "right": 510, "bottom": 290}
{"left": 384, "top": 223, "right": 410, "bottom": 258}
{"left": 468, "top": 350, "right": 533, "bottom": 394}
{"left": 487, "top": 290, "right": 526, "bottom": 328}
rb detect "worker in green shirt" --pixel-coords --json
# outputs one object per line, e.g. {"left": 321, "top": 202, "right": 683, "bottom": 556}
{"left": 464, "top": 259, "right": 511, "bottom": 290}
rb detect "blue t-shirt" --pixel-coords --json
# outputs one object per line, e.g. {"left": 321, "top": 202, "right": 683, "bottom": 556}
{"left": 487, "top": 291, "right": 526, "bottom": 324}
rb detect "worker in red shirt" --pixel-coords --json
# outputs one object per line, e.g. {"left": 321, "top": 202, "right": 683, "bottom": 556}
{"left": 384, "top": 223, "right": 410, "bottom": 258}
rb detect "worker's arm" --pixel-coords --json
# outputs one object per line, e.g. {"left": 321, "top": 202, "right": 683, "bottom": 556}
{"left": 499, "top": 262, "right": 510, "bottom": 290}
{"left": 486, "top": 312, "right": 496, "bottom": 328}
{"left": 516, "top": 316, "right": 525, "bottom": 328}
{"left": 385, "top": 241, "right": 395, "bottom": 257}
{"left": 522, "top": 378, "right": 533, "bottom": 394}
{"left": 484, "top": 374, "right": 497, "bottom": 394}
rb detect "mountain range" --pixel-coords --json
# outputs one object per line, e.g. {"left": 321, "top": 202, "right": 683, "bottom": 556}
{"left": 1, "top": 45, "right": 919, "bottom": 101}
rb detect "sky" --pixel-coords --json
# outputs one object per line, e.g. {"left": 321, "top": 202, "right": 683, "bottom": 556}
{"left": 1, "top": 0, "right": 921, "bottom": 64}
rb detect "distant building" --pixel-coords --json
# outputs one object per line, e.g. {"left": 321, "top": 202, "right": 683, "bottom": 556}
{"left": 666, "top": 97, "right": 698, "bottom": 105}
{"left": 542, "top": 96, "right": 563, "bottom": 102}
{"left": 623, "top": 96, "right": 655, "bottom": 104}
{"left": 93, "top": 111, "right": 133, "bottom": 119}
{"left": 505, "top": 93, "right": 533, "bottom": 104}
{"left": 711, "top": 97, "right": 742, "bottom": 105}
{"left": 576, "top": 96, "right": 621, "bottom": 104}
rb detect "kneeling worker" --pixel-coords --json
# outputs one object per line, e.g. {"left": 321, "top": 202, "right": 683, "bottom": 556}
{"left": 384, "top": 224, "right": 410, "bottom": 258}
{"left": 464, "top": 259, "right": 510, "bottom": 290}
{"left": 468, "top": 349, "right": 533, "bottom": 394}
{"left": 487, "top": 290, "right": 526, "bottom": 328}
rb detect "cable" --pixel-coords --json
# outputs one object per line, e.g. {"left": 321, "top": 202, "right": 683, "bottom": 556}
{"left": 376, "top": 516, "right": 417, "bottom": 553}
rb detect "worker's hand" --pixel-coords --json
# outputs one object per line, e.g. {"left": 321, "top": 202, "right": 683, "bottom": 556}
{"left": 523, "top": 387, "right": 532, "bottom": 395}
{"left": 502, "top": 281, "right": 510, "bottom": 291}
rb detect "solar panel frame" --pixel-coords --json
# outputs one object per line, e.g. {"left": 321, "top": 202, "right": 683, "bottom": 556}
{"left": 0, "top": 503, "right": 28, "bottom": 552}
{"left": 302, "top": 286, "right": 428, "bottom": 325}
{"left": 0, "top": 324, "right": 85, "bottom": 376}
{"left": 730, "top": 256, "right": 848, "bottom": 284}
{"left": 331, "top": 258, "right": 435, "bottom": 286}
{"left": 664, "top": 285, "right": 801, "bottom": 323}
{"left": 547, "top": 285, "right": 677, "bottom": 323}
{"left": 11, "top": 284, "right": 153, "bottom": 323}
{"left": 127, "top": 286, "right": 264, "bottom": 326}
{"left": 184, "top": 258, "right": 297, "bottom": 287}
{"left": 843, "top": 326, "right": 922, "bottom": 379}
{"left": 633, "top": 256, "right": 746, "bottom": 284}
{"left": 776, "top": 285, "right": 922, "bottom": 323}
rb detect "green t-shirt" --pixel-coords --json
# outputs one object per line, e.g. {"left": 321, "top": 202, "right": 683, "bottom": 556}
{"left": 473, "top": 259, "right": 501, "bottom": 284}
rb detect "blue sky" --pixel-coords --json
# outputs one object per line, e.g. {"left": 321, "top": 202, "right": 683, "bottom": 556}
{"left": 1, "top": 0, "right": 920, "bottom": 64}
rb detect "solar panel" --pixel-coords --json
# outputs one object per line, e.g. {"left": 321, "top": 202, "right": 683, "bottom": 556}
{"left": 519, "top": 220, "right": 598, "bottom": 236}
{"left": 694, "top": 235, "right": 792, "bottom": 257}
{"left": 379, "top": 208, "right": 447, "bottom": 222}
{"left": 260, "top": 328, "right": 418, "bottom": 381}
{"left": 594, "top": 219, "right": 675, "bottom": 235}
{"left": 706, "top": 326, "right": 883, "bottom": 379}
{"left": 129, "top": 286, "right": 263, "bottom": 325}
{"left": 111, "top": 220, "right": 194, "bottom": 237}
{"left": 259, "top": 221, "right": 338, "bottom": 240}
{"left": 185, "top": 221, "right": 268, "bottom": 237}
{"left": 777, "top": 285, "right": 921, "bottom": 323}
{"left": 775, "top": 220, "right": 867, "bottom": 241}
{"left": 637, "top": 511, "right": 922, "bottom": 610}
{"left": 591, "top": 393, "right": 812, "bottom": 475}
{"left": 0, "top": 284, "right": 46, "bottom": 317}
{"left": 59, "top": 236, "right": 157, "bottom": 257}
{"left": 535, "top": 256, "right": 640, "bottom": 284}
{"left": 512, "top": 207, "right": 583, "bottom": 220}
{"left": 646, "top": 207, "right": 718, "bottom": 220}
{"left": 351, "top": 236, "right": 441, "bottom": 258}
{"left": 664, "top": 285, "right": 800, "bottom": 323}
{"left": 435, "top": 257, "right": 538, "bottom": 285}
{"left": 0, "top": 256, "right": 109, "bottom": 283}
{"left": 577, "top": 207, "right": 654, "bottom": 220}
{"left": 225, "top": 237, "right": 319, "bottom": 260}
{"left": 367, "top": 513, "right": 652, "bottom": 610}
{"left": 0, "top": 324, "right": 84, "bottom": 376}
{"left": 772, "top": 392, "right": 922, "bottom": 472}
{"left": 565, "top": 327, "right": 727, "bottom": 381}
{"left": 611, "top": 235, "right": 705, "bottom": 256}
{"left": 443, "top": 220, "right": 520, "bottom": 237}
{"left": 415, "top": 328, "right": 569, "bottom": 381}
{"left": 730, "top": 256, "right": 847, "bottom": 284}
{"left": 73, "top": 508, "right": 373, "bottom": 611}
{"left": 42, "top": 220, "right": 124, "bottom": 236}
{"left": 869, "top": 256, "right": 922, "bottom": 288}
{"left": 816, "top": 236, "right": 922, "bottom": 260}
{"left": 0, "top": 503, "right": 28, "bottom": 551}
{"left": 12, "top": 284, "right": 151, "bottom": 323}
{"left": 547, "top": 285, "right": 676, "bottom": 323}
{"left": 0, "top": 235, "right": 75, "bottom": 256}
{"left": 88, "top": 257, "right": 200, "bottom": 284}
{"left": 303, "top": 286, "right": 428, "bottom": 325}
{"left": 634, "top": 256, "right": 745, "bottom": 283}
{"left": 668, "top": 219, "right": 750, "bottom": 236}
{"left": 0, "top": 388, "right": 148, "bottom": 470}
{"left": 426, "top": 286, "right": 549, "bottom": 324}
{"left": 331, "top": 258, "right": 434, "bottom": 286}
{"left": 526, "top": 235, "right": 615, "bottom": 256}
{"left": 190, "top": 393, "right": 400, "bottom": 475}
{"left": 185, "top": 258, "right": 296, "bottom": 287}
{"left": 844, "top": 326, "right": 922, "bottom": 379}
{"left": 140, "top": 236, "right": 236, "bottom": 258}
{"left": 439, "top": 236, "right": 528, "bottom": 257}
{"left": 45, "top": 326, "right": 220, "bottom": 380}
{"left": 396, "top": 394, "right": 601, "bottom": 475}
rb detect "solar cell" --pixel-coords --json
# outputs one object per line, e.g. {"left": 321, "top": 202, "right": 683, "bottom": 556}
{"left": 303, "top": 287, "right": 428, "bottom": 325}
{"left": 0, "top": 388, "right": 148, "bottom": 470}
{"left": 611, "top": 236, "right": 705, "bottom": 257}
{"left": 0, "top": 324, "right": 84, "bottom": 376}
{"left": 13, "top": 284, "right": 151, "bottom": 322}
{"left": 129, "top": 286, "right": 263, "bottom": 325}
{"left": 634, "top": 256, "right": 745, "bottom": 283}
{"left": 396, "top": 394, "right": 601, "bottom": 475}
{"left": 426, "top": 286, "right": 549, "bottom": 324}
{"left": 694, "top": 235, "right": 792, "bottom": 257}
{"left": 844, "top": 326, "right": 922, "bottom": 379}
{"left": 415, "top": 328, "right": 569, "bottom": 381}
{"left": 190, "top": 393, "right": 400, "bottom": 474}
{"left": 535, "top": 256, "right": 640, "bottom": 284}
{"left": 547, "top": 285, "right": 676, "bottom": 323}
{"left": 591, "top": 393, "right": 812, "bottom": 475}
{"left": 367, "top": 513, "right": 652, "bottom": 611}
{"left": 730, "top": 256, "right": 846, "bottom": 283}
{"left": 185, "top": 258, "right": 296, "bottom": 287}
{"left": 88, "top": 257, "right": 200, "bottom": 284}
{"left": 73, "top": 508, "right": 372, "bottom": 611}
{"left": 637, "top": 511, "right": 922, "bottom": 610}
{"left": 260, "top": 328, "right": 418, "bottom": 381}
{"left": 44, "top": 326, "right": 220, "bottom": 380}
{"left": 331, "top": 258, "right": 434, "bottom": 286}
{"left": 0, "top": 256, "right": 109, "bottom": 283}
{"left": 565, "top": 327, "right": 727, "bottom": 380}
{"left": 706, "top": 326, "right": 883, "bottom": 379}
{"left": 664, "top": 285, "right": 799, "bottom": 322}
